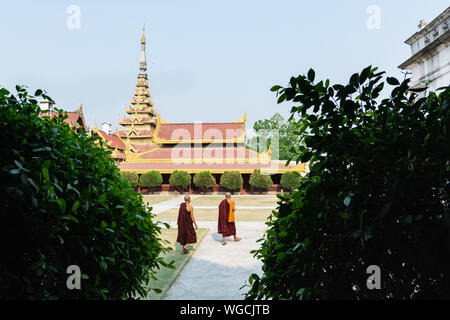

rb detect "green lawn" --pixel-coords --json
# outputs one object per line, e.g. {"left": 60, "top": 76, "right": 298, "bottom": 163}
{"left": 155, "top": 208, "right": 272, "bottom": 222}
{"left": 141, "top": 227, "right": 209, "bottom": 300}
{"left": 191, "top": 195, "right": 279, "bottom": 207}
{"left": 142, "top": 195, "right": 179, "bottom": 206}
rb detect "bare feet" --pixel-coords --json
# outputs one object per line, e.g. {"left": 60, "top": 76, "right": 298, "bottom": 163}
{"left": 233, "top": 237, "right": 241, "bottom": 242}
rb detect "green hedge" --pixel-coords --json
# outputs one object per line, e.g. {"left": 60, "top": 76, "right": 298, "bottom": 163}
{"left": 140, "top": 170, "right": 163, "bottom": 188}
{"left": 249, "top": 169, "right": 273, "bottom": 190}
{"left": 280, "top": 171, "right": 302, "bottom": 191}
{"left": 120, "top": 171, "right": 138, "bottom": 185}
{"left": 169, "top": 170, "right": 191, "bottom": 192}
{"left": 193, "top": 171, "right": 216, "bottom": 192}
{"left": 246, "top": 66, "right": 450, "bottom": 299}
{"left": 0, "top": 86, "right": 170, "bottom": 299}
{"left": 220, "top": 171, "right": 243, "bottom": 191}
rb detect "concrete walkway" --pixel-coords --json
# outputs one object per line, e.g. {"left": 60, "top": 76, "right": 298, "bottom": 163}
{"left": 149, "top": 195, "right": 276, "bottom": 213}
{"left": 150, "top": 195, "right": 201, "bottom": 214}
{"left": 150, "top": 195, "right": 269, "bottom": 299}
{"left": 163, "top": 221, "right": 267, "bottom": 300}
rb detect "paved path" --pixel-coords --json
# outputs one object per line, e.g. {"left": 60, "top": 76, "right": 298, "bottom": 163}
{"left": 150, "top": 195, "right": 201, "bottom": 214}
{"left": 163, "top": 221, "right": 267, "bottom": 300}
{"left": 149, "top": 196, "right": 276, "bottom": 213}
{"left": 150, "top": 195, "right": 269, "bottom": 299}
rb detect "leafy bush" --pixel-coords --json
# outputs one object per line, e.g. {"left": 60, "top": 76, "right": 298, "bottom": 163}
{"left": 120, "top": 171, "right": 138, "bottom": 185}
{"left": 193, "top": 171, "right": 216, "bottom": 192}
{"left": 249, "top": 169, "right": 273, "bottom": 190}
{"left": 220, "top": 171, "right": 243, "bottom": 191}
{"left": 140, "top": 171, "right": 163, "bottom": 189}
{"left": 280, "top": 171, "right": 302, "bottom": 191}
{"left": 246, "top": 67, "right": 450, "bottom": 299}
{"left": 169, "top": 170, "right": 191, "bottom": 192}
{"left": 0, "top": 86, "right": 170, "bottom": 299}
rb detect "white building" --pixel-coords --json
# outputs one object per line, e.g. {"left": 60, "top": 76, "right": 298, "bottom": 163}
{"left": 399, "top": 6, "right": 450, "bottom": 92}
{"left": 38, "top": 99, "right": 55, "bottom": 111}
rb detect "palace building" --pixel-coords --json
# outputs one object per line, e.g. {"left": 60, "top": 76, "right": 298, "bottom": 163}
{"left": 95, "top": 31, "right": 306, "bottom": 193}
{"left": 39, "top": 101, "right": 88, "bottom": 133}
{"left": 399, "top": 6, "right": 450, "bottom": 92}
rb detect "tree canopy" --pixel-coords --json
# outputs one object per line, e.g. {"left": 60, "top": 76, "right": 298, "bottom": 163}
{"left": 140, "top": 170, "right": 163, "bottom": 188}
{"left": 193, "top": 171, "right": 216, "bottom": 192}
{"left": 220, "top": 171, "right": 243, "bottom": 191}
{"left": 169, "top": 170, "right": 191, "bottom": 192}
{"left": 246, "top": 112, "right": 300, "bottom": 160}
{"left": 245, "top": 66, "right": 450, "bottom": 299}
{"left": 0, "top": 86, "right": 171, "bottom": 299}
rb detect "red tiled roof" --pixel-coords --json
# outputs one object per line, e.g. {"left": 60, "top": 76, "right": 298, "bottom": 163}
{"left": 97, "top": 130, "right": 127, "bottom": 149}
{"left": 118, "top": 161, "right": 296, "bottom": 173}
{"left": 40, "top": 108, "right": 86, "bottom": 132}
{"left": 155, "top": 122, "right": 245, "bottom": 142}
{"left": 131, "top": 144, "right": 159, "bottom": 153}
{"left": 137, "top": 145, "right": 260, "bottom": 160}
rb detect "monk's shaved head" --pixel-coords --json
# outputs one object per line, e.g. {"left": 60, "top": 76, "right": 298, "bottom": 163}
{"left": 184, "top": 195, "right": 191, "bottom": 202}
{"left": 225, "top": 192, "right": 231, "bottom": 199}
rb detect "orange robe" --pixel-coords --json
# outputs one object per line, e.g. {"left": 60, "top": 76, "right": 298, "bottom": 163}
{"left": 218, "top": 199, "right": 236, "bottom": 237}
{"left": 228, "top": 200, "right": 235, "bottom": 222}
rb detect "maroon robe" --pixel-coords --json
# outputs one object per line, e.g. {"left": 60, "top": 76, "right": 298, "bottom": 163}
{"left": 176, "top": 203, "right": 197, "bottom": 245}
{"left": 218, "top": 199, "right": 236, "bottom": 237}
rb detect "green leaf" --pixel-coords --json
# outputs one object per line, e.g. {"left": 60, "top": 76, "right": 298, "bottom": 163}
{"left": 270, "top": 85, "right": 282, "bottom": 92}
{"left": 387, "top": 77, "right": 400, "bottom": 85}
{"left": 339, "top": 211, "right": 349, "bottom": 219}
{"left": 307, "top": 68, "right": 315, "bottom": 82}
{"left": 55, "top": 198, "right": 66, "bottom": 214}
{"left": 71, "top": 201, "right": 80, "bottom": 212}
{"left": 42, "top": 167, "right": 49, "bottom": 182}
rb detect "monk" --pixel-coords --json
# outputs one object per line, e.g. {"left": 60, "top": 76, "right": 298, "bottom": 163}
{"left": 176, "top": 195, "right": 198, "bottom": 254}
{"left": 218, "top": 192, "right": 241, "bottom": 245}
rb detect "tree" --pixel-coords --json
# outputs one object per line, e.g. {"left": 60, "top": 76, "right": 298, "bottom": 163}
{"left": 120, "top": 171, "right": 138, "bottom": 185}
{"left": 249, "top": 169, "right": 273, "bottom": 190}
{"left": 140, "top": 170, "right": 163, "bottom": 192}
{"left": 280, "top": 171, "right": 302, "bottom": 192}
{"left": 246, "top": 112, "right": 301, "bottom": 160}
{"left": 220, "top": 171, "right": 243, "bottom": 191}
{"left": 245, "top": 66, "right": 450, "bottom": 300}
{"left": 169, "top": 170, "right": 191, "bottom": 192}
{"left": 0, "top": 86, "right": 171, "bottom": 299}
{"left": 193, "top": 171, "right": 216, "bottom": 192}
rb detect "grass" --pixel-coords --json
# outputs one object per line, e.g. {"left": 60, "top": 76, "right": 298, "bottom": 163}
{"left": 142, "top": 227, "right": 209, "bottom": 300}
{"left": 142, "top": 195, "right": 179, "bottom": 205}
{"left": 155, "top": 208, "right": 272, "bottom": 222}
{"left": 191, "top": 195, "right": 279, "bottom": 207}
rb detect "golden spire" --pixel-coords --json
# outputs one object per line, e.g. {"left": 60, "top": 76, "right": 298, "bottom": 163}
{"left": 141, "top": 25, "right": 146, "bottom": 44}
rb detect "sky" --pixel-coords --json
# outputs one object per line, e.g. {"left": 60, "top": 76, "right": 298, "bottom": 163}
{"left": 0, "top": 1, "right": 449, "bottom": 132}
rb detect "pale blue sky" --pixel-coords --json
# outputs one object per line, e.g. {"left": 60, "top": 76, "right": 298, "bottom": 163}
{"left": 1, "top": 1, "right": 448, "bottom": 131}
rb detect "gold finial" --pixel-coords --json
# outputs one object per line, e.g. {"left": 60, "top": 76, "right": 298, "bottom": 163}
{"left": 141, "top": 25, "right": 146, "bottom": 44}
